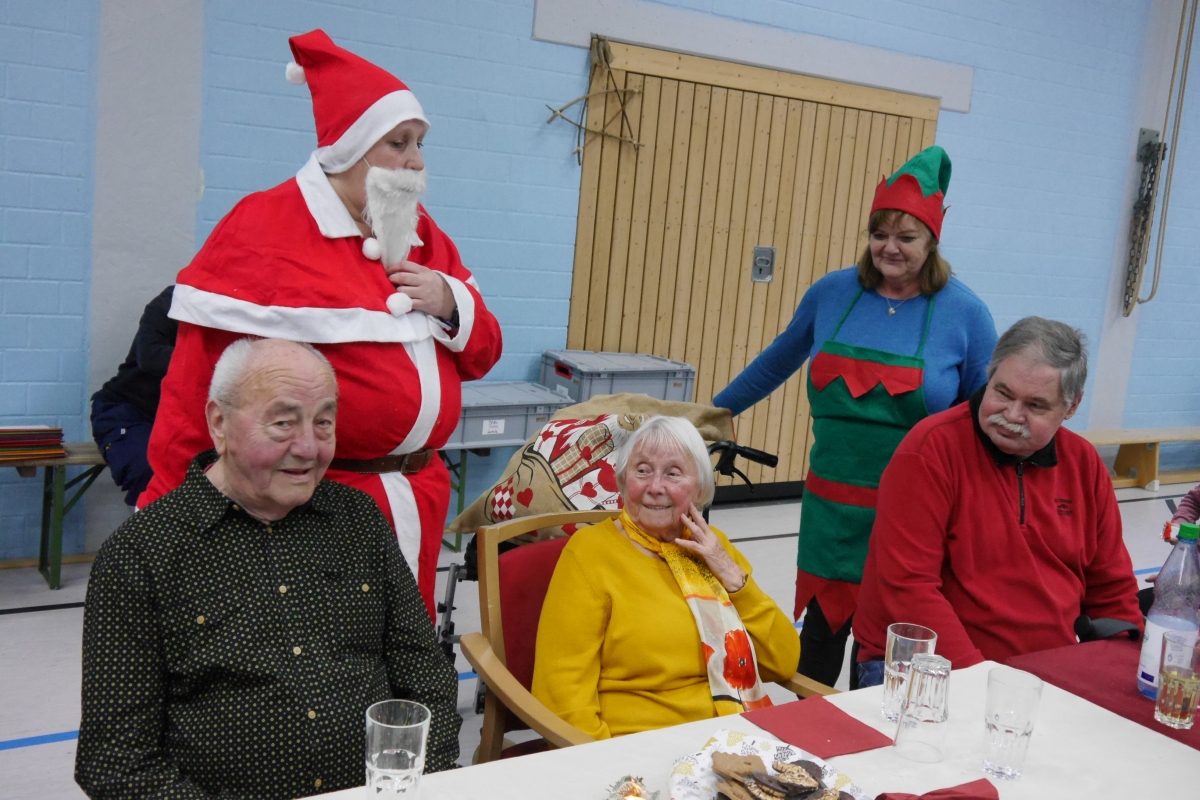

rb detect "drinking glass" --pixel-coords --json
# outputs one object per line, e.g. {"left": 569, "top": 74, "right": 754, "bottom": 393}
{"left": 365, "top": 699, "right": 430, "bottom": 796}
{"left": 882, "top": 622, "right": 938, "bottom": 722}
{"left": 981, "top": 667, "right": 1043, "bottom": 780}
{"left": 1156, "top": 630, "right": 1200, "bottom": 730}
{"left": 893, "top": 653, "right": 951, "bottom": 763}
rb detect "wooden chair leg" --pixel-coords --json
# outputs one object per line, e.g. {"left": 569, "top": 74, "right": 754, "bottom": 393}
{"left": 478, "top": 687, "right": 507, "bottom": 763}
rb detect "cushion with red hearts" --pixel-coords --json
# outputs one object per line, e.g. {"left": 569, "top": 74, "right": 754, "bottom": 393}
{"left": 447, "top": 393, "right": 734, "bottom": 540}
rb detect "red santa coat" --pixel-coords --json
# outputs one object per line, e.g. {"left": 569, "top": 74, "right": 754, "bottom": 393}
{"left": 141, "top": 155, "right": 503, "bottom": 617}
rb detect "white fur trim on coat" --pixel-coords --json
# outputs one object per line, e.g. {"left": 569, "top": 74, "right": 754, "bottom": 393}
{"left": 390, "top": 338, "right": 441, "bottom": 455}
{"left": 295, "top": 153, "right": 361, "bottom": 239}
{"left": 429, "top": 274, "right": 476, "bottom": 353}
{"left": 169, "top": 283, "right": 448, "bottom": 344}
{"left": 379, "top": 472, "right": 422, "bottom": 581}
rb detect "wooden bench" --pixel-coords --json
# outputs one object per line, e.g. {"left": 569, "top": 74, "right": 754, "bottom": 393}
{"left": 1080, "top": 427, "right": 1200, "bottom": 491}
{"left": 4, "top": 442, "right": 107, "bottom": 589}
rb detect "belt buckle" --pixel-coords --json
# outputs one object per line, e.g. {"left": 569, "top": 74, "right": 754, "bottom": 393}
{"left": 401, "top": 450, "right": 431, "bottom": 475}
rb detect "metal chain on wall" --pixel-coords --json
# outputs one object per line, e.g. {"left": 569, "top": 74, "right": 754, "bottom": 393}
{"left": 1122, "top": 131, "right": 1166, "bottom": 315}
{"left": 546, "top": 36, "right": 641, "bottom": 163}
{"left": 1123, "top": 0, "right": 1197, "bottom": 316}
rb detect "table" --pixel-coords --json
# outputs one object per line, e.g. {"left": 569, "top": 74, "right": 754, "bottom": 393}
{"left": 320, "top": 662, "right": 1200, "bottom": 799}
{"left": 4, "top": 442, "right": 107, "bottom": 589}
{"left": 1006, "top": 637, "right": 1200, "bottom": 750}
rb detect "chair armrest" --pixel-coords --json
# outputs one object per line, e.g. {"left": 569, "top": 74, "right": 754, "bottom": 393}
{"left": 777, "top": 672, "right": 839, "bottom": 697}
{"left": 459, "top": 632, "right": 595, "bottom": 748}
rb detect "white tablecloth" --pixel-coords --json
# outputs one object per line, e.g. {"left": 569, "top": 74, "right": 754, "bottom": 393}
{"left": 323, "top": 662, "right": 1200, "bottom": 799}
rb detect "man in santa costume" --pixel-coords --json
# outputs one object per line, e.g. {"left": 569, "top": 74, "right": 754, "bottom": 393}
{"left": 140, "top": 30, "right": 503, "bottom": 618}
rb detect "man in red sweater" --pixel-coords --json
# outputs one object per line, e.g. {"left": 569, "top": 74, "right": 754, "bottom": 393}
{"left": 853, "top": 317, "right": 1142, "bottom": 679}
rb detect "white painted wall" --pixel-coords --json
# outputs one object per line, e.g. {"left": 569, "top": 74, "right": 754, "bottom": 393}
{"left": 1088, "top": 0, "right": 1186, "bottom": 430}
{"left": 532, "top": 0, "right": 974, "bottom": 112}
{"left": 85, "top": 0, "right": 205, "bottom": 548}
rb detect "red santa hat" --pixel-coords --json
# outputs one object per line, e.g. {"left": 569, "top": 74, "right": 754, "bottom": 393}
{"left": 286, "top": 29, "right": 428, "bottom": 174}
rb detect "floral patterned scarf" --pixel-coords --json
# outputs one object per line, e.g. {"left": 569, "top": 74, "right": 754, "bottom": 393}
{"left": 618, "top": 509, "right": 774, "bottom": 714}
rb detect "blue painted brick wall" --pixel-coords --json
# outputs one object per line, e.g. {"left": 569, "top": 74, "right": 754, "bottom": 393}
{"left": 1124, "top": 40, "right": 1200, "bottom": 471}
{"left": 0, "top": 0, "right": 98, "bottom": 559}
{"left": 198, "top": 0, "right": 587, "bottom": 505}
{"left": 196, "top": 1, "right": 1195, "bottom": 506}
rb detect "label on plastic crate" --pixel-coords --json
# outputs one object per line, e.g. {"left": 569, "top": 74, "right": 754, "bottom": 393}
{"left": 482, "top": 419, "right": 506, "bottom": 435}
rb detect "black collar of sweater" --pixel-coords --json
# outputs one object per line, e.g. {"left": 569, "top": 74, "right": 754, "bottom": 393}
{"left": 969, "top": 386, "right": 1058, "bottom": 469}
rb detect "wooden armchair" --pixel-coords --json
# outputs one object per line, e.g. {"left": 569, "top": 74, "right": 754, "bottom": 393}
{"left": 458, "top": 510, "right": 837, "bottom": 763}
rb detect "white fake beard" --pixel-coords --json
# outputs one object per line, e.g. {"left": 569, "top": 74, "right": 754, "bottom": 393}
{"left": 364, "top": 167, "right": 427, "bottom": 268}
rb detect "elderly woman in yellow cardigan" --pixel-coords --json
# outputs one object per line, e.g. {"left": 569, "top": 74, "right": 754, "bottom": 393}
{"left": 531, "top": 416, "right": 800, "bottom": 739}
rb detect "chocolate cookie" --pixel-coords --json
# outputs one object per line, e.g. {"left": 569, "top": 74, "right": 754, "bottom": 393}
{"left": 715, "top": 779, "right": 756, "bottom": 800}
{"left": 771, "top": 761, "right": 822, "bottom": 792}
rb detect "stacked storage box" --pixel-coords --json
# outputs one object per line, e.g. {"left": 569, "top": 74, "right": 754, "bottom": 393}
{"left": 445, "top": 381, "right": 574, "bottom": 450}
{"left": 539, "top": 350, "right": 696, "bottom": 403}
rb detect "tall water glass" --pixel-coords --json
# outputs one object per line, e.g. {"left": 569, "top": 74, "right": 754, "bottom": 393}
{"left": 893, "top": 653, "right": 952, "bottom": 763}
{"left": 1156, "top": 630, "right": 1200, "bottom": 730}
{"left": 882, "top": 623, "right": 938, "bottom": 722}
{"left": 365, "top": 699, "right": 430, "bottom": 796}
{"left": 982, "top": 667, "right": 1043, "bottom": 780}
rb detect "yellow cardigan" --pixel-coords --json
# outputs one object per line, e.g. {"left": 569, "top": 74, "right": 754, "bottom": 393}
{"left": 531, "top": 518, "right": 800, "bottom": 739}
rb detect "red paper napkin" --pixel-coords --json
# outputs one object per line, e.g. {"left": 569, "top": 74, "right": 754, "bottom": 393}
{"left": 741, "top": 695, "right": 893, "bottom": 758}
{"left": 874, "top": 778, "right": 999, "bottom": 799}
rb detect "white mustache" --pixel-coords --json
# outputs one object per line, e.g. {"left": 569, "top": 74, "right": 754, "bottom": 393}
{"left": 364, "top": 167, "right": 426, "bottom": 267}
{"left": 987, "top": 413, "right": 1030, "bottom": 439}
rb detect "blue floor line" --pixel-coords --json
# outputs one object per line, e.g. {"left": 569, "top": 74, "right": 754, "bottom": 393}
{"left": 1135, "top": 566, "right": 1162, "bottom": 575}
{"left": 458, "top": 670, "right": 477, "bottom": 681}
{"left": 0, "top": 730, "right": 79, "bottom": 751}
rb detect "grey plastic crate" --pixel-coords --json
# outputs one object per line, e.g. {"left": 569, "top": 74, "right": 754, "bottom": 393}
{"left": 444, "top": 381, "right": 574, "bottom": 450}
{"left": 539, "top": 350, "right": 696, "bottom": 403}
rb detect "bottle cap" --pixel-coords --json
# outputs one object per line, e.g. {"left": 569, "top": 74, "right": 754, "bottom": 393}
{"left": 1179, "top": 522, "right": 1200, "bottom": 541}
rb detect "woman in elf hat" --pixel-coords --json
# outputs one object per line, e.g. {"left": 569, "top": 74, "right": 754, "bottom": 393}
{"left": 139, "top": 30, "right": 503, "bottom": 619}
{"left": 713, "top": 146, "right": 997, "bottom": 688}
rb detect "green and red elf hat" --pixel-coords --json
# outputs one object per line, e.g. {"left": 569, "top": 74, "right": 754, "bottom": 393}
{"left": 869, "top": 145, "right": 952, "bottom": 240}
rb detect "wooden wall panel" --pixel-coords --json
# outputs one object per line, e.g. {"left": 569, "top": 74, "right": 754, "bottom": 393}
{"left": 681, "top": 87, "right": 727, "bottom": 373}
{"left": 635, "top": 78, "right": 677, "bottom": 353}
{"left": 600, "top": 72, "right": 643, "bottom": 351}
{"left": 618, "top": 75, "right": 658, "bottom": 353}
{"left": 566, "top": 41, "right": 939, "bottom": 486}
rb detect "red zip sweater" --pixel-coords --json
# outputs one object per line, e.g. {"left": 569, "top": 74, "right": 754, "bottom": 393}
{"left": 854, "top": 391, "right": 1142, "bottom": 668}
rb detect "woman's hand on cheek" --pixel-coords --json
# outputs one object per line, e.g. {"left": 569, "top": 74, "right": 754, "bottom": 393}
{"left": 675, "top": 503, "right": 747, "bottom": 593}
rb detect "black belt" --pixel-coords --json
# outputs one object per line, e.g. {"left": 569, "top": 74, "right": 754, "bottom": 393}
{"left": 330, "top": 448, "right": 435, "bottom": 475}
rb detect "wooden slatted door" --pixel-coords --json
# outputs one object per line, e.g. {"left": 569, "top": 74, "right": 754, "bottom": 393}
{"left": 567, "top": 41, "right": 939, "bottom": 485}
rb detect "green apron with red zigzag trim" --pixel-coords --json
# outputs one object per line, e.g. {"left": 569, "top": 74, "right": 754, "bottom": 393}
{"left": 796, "top": 288, "right": 934, "bottom": 629}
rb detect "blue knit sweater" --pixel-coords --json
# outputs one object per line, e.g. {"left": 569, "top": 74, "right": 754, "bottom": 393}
{"left": 713, "top": 267, "right": 997, "bottom": 417}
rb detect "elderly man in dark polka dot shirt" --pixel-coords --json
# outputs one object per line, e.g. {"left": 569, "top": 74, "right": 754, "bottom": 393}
{"left": 76, "top": 338, "right": 461, "bottom": 800}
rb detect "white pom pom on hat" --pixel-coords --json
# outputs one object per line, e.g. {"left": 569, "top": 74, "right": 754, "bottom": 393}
{"left": 285, "top": 61, "right": 306, "bottom": 85}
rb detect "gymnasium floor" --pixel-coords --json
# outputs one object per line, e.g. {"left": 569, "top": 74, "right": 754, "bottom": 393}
{"left": 0, "top": 482, "right": 1182, "bottom": 799}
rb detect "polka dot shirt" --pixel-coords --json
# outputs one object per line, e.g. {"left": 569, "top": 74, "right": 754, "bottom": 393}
{"left": 75, "top": 450, "right": 461, "bottom": 799}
